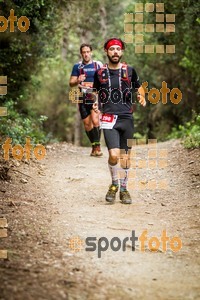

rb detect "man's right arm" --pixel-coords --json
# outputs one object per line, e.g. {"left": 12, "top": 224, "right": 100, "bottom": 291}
{"left": 69, "top": 64, "right": 86, "bottom": 87}
{"left": 69, "top": 75, "right": 85, "bottom": 87}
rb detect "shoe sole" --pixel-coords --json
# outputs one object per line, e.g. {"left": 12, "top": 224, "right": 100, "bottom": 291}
{"left": 105, "top": 195, "right": 117, "bottom": 203}
{"left": 106, "top": 198, "right": 115, "bottom": 204}
{"left": 90, "top": 154, "right": 103, "bottom": 157}
{"left": 120, "top": 193, "right": 132, "bottom": 204}
{"left": 120, "top": 200, "right": 132, "bottom": 204}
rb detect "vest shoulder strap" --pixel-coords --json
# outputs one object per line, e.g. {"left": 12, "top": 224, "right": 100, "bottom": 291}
{"left": 97, "top": 64, "right": 108, "bottom": 82}
{"left": 121, "top": 62, "right": 130, "bottom": 82}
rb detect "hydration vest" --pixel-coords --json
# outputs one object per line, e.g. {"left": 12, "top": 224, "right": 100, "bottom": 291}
{"left": 97, "top": 63, "right": 136, "bottom": 111}
{"left": 97, "top": 62, "right": 131, "bottom": 85}
{"left": 79, "top": 61, "right": 99, "bottom": 75}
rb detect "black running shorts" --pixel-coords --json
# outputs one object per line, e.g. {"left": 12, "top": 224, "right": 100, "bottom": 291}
{"left": 103, "top": 117, "right": 134, "bottom": 151}
{"left": 78, "top": 103, "right": 93, "bottom": 119}
{"left": 78, "top": 91, "right": 94, "bottom": 119}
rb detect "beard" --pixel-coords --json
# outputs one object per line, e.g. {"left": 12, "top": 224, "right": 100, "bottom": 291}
{"left": 107, "top": 54, "right": 122, "bottom": 64}
{"left": 83, "top": 57, "right": 91, "bottom": 63}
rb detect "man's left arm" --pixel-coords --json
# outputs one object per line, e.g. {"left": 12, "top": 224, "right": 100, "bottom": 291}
{"left": 137, "top": 86, "right": 146, "bottom": 107}
{"left": 92, "top": 70, "right": 101, "bottom": 113}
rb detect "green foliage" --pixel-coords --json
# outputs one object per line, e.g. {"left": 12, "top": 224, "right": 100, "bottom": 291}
{"left": 168, "top": 113, "right": 200, "bottom": 148}
{"left": 0, "top": 100, "right": 48, "bottom": 144}
{"left": 0, "top": 0, "right": 72, "bottom": 144}
{"left": 124, "top": 0, "right": 200, "bottom": 141}
{"left": 184, "top": 132, "right": 200, "bottom": 149}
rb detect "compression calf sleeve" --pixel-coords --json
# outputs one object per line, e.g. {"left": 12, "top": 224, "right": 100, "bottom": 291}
{"left": 86, "top": 127, "right": 101, "bottom": 145}
{"left": 119, "top": 168, "right": 129, "bottom": 191}
{"left": 92, "top": 126, "right": 101, "bottom": 144}
{"left": 85, "top": 129, "right": 95, "bottom": 144}
{"left": 108, "top": 163, "right": 119, "bottom": 186}
{"left": 97, "top": 126, "right": 101, "bottom": 141}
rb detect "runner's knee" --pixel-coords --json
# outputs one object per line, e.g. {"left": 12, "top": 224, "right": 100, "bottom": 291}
{"left": 91, "top": 112, "right": 100, "bottom": 127}
{"left": 92, "top": 120, "right": 100, "bottom": 127}
{"left": 84, "top": 123, "right": 92, "bottom": 131}
{"left": 109, "top": 150, "right": 120, "bottom": 165}
{"left": 83, "top": 117, "right": 92, "bottom": 131}
{"left": 109, "top": 156, "right": 118, "bottom": 165}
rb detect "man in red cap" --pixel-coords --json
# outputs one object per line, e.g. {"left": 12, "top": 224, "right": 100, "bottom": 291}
{"left": 93, "top": 37, "right": 146, "bottom": 204}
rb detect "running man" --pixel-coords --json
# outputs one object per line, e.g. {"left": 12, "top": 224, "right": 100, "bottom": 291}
{"left": 93, "top": 38, "right": 146, "bottom": 204}
{"left": 69, "top": 43, "right": 103, "bottom": 156}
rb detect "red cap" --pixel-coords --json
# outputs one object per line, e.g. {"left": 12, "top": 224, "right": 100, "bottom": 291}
{"left": 105, "top": 39, "right": 123, "bottom": 50}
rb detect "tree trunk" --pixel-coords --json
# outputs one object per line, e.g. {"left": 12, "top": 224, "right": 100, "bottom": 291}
{"left": 99, "top": 2, "right": 107, "bottom": 39}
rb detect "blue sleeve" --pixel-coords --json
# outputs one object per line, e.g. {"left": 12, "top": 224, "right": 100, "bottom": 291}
{"left": 71, "top": 64, "right": 79, "bottom": 77}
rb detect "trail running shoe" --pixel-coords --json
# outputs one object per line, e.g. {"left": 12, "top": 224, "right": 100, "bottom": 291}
{"left": 105, "top": 184, "right": 119, "bottom": 203}
{"left": 90, "top": 145, "right": 103, "bottom": 157}
{"left": 94, "top": 145, "right": 103, "bottom": 157}
{"left": 119, "top": 190, "right": 132, "bottom": 204}
{"left": 90, "top": 145, "right": 96, "bottom": 156}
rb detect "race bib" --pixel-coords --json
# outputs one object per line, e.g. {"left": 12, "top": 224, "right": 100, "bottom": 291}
{"left": 100, "top": 114, "right": 118, "bottom": 129}
{"left": 80, "top": 82, "right": 93, "bottom": 93}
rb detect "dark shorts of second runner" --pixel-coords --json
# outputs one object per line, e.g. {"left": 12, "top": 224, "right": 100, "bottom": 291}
{"left": 78, "top": 103, "right": 93, "bottom": 120}
{"left": 103, "top": 117, "right": 134, "bottom": 151}
{"left": 78, "top": 92, "right": 94, "bottom": 119}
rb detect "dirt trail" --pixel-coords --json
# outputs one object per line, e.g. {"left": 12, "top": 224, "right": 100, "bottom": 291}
{"left": 0, "top": 140, "right": 200, "bottom": 300}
